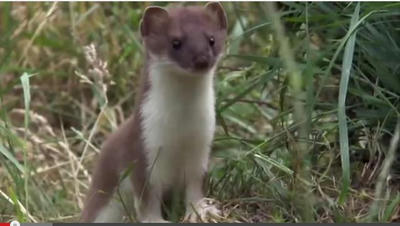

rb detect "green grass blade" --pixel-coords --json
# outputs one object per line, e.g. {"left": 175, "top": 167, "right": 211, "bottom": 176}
{"left": 382, "top": 193, "right": 400, "bottom": 222}
{"left": 337, "top": 2, "right": 360, "bottom": 204}
{"left": 20, "top": 73, "right": 35, "bottom": 130}
{"left": 0, "top": 144, "right": 24, "bottom": 173}
{"left": 217, "top": 71, "right": 275, "bottom": 113}
{"left": 253, "top": 153, "right": 293, "bottom": 176}
{"left": 368, "top": 119, "right": 400, "bottom": 221}
{"left": 314, "top": 9, "right": 377, "bottom": 107}
{"left": 230, "top": 21, "right": 271, "bottom": 41}
{"left": 20, "top": 72, "right": 36, "bottom": 217}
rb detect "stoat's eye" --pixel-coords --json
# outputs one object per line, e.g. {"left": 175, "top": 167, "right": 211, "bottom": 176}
{"left": 209, "top": 36, "right": 215, "bottom": 46}
{"left": 172, "top": 39, "right": 182, "bottom": 50}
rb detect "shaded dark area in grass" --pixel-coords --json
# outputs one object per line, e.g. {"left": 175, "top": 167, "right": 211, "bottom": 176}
{"left": 0, "top": 2, "right": 399, "bottom": 223}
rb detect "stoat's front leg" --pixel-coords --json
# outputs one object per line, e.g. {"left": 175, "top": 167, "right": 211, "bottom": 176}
{"left": 137, "top": 184, "right": 170, "bottom": 223}
{"left": 183, "top": 168, "right": 221, "bottom": 222}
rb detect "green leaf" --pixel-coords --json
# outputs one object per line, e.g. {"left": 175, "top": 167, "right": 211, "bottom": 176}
{"left": 337, "top": 2, "right": 360, "bottom": 204}
{"left": 0, "top": 144, "right": 24, "bottom": 173}
{"left": 20, "top": 73, "right": 36, "bottom": 130}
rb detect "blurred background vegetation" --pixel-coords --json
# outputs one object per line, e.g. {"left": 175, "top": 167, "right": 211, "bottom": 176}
{"left": 0, "top": 1, "right": 399, "bottom": 223}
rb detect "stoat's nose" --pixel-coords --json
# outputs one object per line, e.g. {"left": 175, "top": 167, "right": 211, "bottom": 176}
{"left": 193, "top": 55, "right": 209, "bottom": 70}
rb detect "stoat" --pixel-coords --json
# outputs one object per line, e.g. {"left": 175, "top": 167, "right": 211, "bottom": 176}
{"left": 80, "top": 2, "right": 227, "bottom": 223}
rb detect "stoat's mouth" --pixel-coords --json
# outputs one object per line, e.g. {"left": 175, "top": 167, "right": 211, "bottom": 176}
{"left": 179, "top": 61, "right": 216, "bottom": 76}
{"left": 188, "top": 66, "right": 213, "bottom": 74}
{"left": 180, "top": 65, "right": 215, "bottom": 77}
{"left": 152, "top": 60, "right": 214, "bottom": 77}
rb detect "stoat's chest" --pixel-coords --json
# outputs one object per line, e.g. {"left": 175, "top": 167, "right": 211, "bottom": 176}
{"left": 140, "top": 66, "right": 216, "bottom": 185}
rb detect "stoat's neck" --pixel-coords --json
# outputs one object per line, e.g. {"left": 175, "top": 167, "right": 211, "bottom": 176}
{"left": 145, "top": 62, "right": 216, "bottom": 106}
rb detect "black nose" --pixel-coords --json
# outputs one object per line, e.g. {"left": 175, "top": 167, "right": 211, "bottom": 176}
{"left": 193, "top": 55, "right": 209, "bottom": 70}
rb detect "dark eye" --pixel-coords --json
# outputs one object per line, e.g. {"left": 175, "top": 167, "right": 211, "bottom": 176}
{"left": 172, "top": 39, "right": 182, "bottom": 50}
{"left": 209, "top": 36, "right": 215, "bottom": 46}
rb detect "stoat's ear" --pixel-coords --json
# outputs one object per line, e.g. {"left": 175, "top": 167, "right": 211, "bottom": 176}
{"left": 205, "top": 2, "right": 227, "bottom": 31}
{"left": 140, "top": 6, "right": 169, "bottom": 37}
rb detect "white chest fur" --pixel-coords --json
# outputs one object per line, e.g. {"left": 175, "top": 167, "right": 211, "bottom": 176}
{"left": 140, "top": 64, "right": 216, "bottom": 189}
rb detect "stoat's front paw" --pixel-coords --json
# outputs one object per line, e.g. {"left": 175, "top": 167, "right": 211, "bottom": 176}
{"left": 183, "top": 198, "right": 222, "bottom": 223}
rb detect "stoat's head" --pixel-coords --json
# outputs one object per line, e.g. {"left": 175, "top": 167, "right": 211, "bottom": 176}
{"left": 140, "top": 2, "right": 227, "bottom": 75}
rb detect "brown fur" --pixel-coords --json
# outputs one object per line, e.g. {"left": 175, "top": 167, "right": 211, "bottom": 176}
{"left": 141, "top": 4, "right": 227, "bottom": 72}
{"left": 81, "top": 2, "right": 227, "bottom": 222}
{"left": 80, "top": 66, "right": 151, "bottom": 222}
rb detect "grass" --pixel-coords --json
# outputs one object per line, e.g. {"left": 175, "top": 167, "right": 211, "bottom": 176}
{"left": 1, "top": 2, "right": 400, "bottom": 223}
{"left": 337, "top": 2, "right": 359, "bottom": 204}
